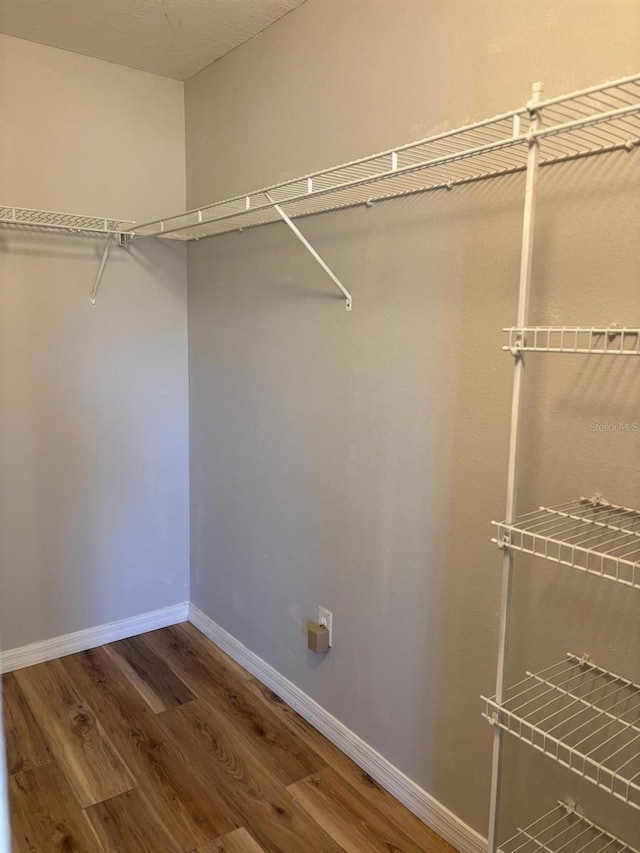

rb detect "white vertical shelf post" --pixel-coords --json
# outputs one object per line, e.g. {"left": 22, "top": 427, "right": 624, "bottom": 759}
{"left": 487, "top": 82, "right": 543, "bottom": 853}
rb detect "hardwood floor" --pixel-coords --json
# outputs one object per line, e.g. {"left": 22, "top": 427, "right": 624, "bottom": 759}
{"left": 3, "top": 623, "right": 458, "bottom": 853}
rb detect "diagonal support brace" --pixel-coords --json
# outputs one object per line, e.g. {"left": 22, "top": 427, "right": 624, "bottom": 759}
{"left": 265, "top": 192, "right": 352, "bottom": 311}
{"left": 90, "top": 236, "right": 114, "bottom": 306}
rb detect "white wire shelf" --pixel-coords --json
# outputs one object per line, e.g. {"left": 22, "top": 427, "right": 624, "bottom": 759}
{"left": 504, "top": 326, "right": 640, "bottom": 355}
{"left": 483, "top": 653, "right": 640, "bottom": 809}
{"left": 0, "top": 206, "right": 133, "bottom": 236}
{"left": 126, "top": 72, "right": 640, "bottom": 242}
{"left": 499, "top": 801, "right": 639, "bottom": 853}
{"left": 493, "top": 497, "right": 640, "bottom": 588}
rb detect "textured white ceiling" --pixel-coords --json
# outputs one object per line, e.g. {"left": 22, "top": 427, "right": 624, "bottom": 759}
{"left": 0, "top": 0, "right": 306, "bottom": 80}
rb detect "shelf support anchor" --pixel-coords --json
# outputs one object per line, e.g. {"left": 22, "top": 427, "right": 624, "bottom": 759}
{"left": 265, "top": 192, "right": 352, "bottom": 311}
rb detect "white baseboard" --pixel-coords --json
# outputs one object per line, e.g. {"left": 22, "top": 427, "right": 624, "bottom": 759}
{"left": 1, "top": 601, "right": 190, "bottom": 674}
{"left": 189, "top": 603, "right": 486, "bottom": 853}
{"left": 1, "top": 599, "right": 484, "bottom": 851}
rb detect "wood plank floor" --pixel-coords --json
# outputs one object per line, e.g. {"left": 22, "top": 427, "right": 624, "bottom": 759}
{"left": 3, "top": 623, "right": 458, "bottom": 853}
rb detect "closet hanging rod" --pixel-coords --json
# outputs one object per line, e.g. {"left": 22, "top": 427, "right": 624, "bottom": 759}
{"left": 124, "top": 71, "right": 640, "bottom": 244}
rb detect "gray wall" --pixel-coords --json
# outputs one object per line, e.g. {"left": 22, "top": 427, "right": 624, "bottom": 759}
{"left": 186, "top": 0, "right": 640, "bottom": 841}
{"left": 0, "top": 36, "right": 190, "bottom": 651}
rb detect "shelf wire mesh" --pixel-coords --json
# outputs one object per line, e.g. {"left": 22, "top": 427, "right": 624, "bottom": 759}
{"left": 127, "top": 73, "right": 640, "bottom": 241}
{"left": 493, "top": 498, "right": 640, "bottom": 588}
{"left": 483, "top": 654, "right": 640, "bottom": 809}
{"left": 504, "top": 327, "right": 640, "bottom": 355}
{"left": 129, "top": 112, "right": 529, "bottom": 240}
{"left": 499, "top": 801, "right": 639, "bottom": 853}
{"left": 0, "top": 206, "right": 133, "bottom": 235}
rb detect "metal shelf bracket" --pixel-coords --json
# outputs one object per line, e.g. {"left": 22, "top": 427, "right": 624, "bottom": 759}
{"left": 264, "top": 192, "right": 352, "bottom": 311}
{"left": 0, "top": 205, "right": 133, "bottom": 307}
{"left": 90, "top": 233, "right": 128, "bottom": 307}
{"left": 509, "top": 337, "right": 523, "bottom": 358}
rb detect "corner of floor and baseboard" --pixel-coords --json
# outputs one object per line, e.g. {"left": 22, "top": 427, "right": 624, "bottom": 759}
{"left": 0, "top": 600, "right": 485, "bottom": 853}
{"left": 188, "top": 602, "right": 486, "bottom": 853}
{"left": 0, "top": 601, "right": 190, "bottom": 674}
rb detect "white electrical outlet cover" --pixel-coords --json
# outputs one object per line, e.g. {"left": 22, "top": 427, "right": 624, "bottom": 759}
{"left": 318, "top": 607, "right": 333, "bottom": 647}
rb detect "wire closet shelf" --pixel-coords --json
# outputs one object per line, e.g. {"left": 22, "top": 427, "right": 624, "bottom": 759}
{"left": 0, "top": 206, "right": 132, "bottom": 237}
{"left": 492, "top": 497, "right": 640, "bottom": 588}
{"left": 125, "top": 73, "right": 640, "bottom": 242}
{"left": 499, "top": 801, "right": 639, "bottom": 853}
{"left": 503, "top": 327, "right": 640, "bottom": 355}
{"left": 483, "top": 654, "right": 640, "bottom": 809}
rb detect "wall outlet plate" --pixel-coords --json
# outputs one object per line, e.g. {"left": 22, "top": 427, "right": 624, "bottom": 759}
{"left": 318, "top": 607, "right": 333, "bottom": 647}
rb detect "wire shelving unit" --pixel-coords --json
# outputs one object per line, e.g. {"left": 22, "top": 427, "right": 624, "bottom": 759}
{"left": 503, "top": 327, "right": 640, "bottom": 355}
{"left": 125, "top": 73, "right": 640, "bottom": 244}
{"left": 0, "top": 206, "right": 134, "bottom": 305}
{"left": 2, "top": 74, "right": 639, "bottom": 313}
{"left": 120, "top": 72, "right": 640, "bottom": 312}
{"left": 0, "top": 205, "right": 132, "bottom": 237}
{"left": 499, "top": 801, "right": 639, "bottom": 853}
{"left": 483, "top": 72, "right": 640, "bottom": 853}
{"left": 492, "top": 497, "right": 640, "bottom": 588}
{"left": 484, "top": 654, "right": 640, "bottom": 808}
